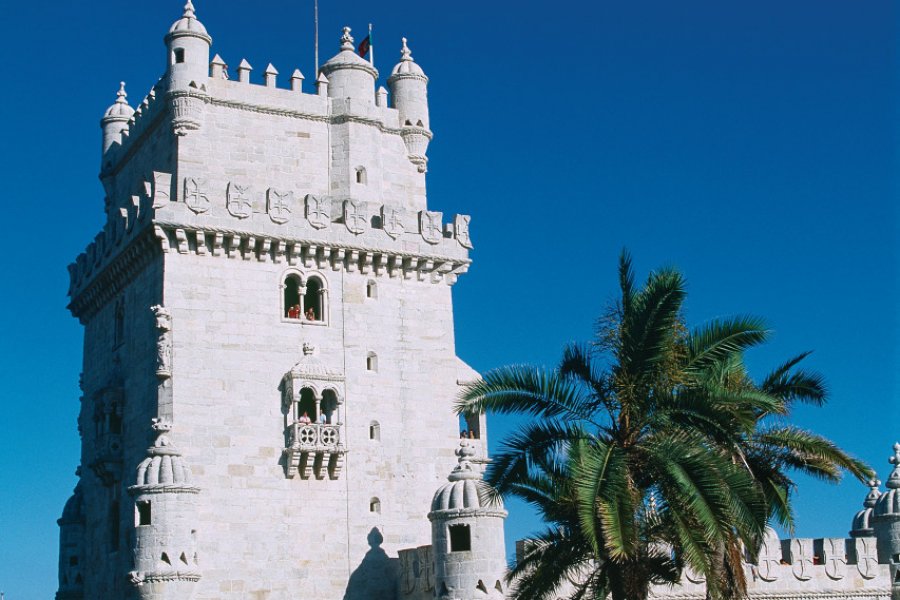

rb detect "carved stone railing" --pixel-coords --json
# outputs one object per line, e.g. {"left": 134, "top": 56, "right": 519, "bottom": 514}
{"left": 283, "top": 422, "right": 346, "bottom": 480}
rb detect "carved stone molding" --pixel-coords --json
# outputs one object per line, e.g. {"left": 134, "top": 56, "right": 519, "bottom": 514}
{"left": 151, "top": 305, "right": 173, "bottom": 379}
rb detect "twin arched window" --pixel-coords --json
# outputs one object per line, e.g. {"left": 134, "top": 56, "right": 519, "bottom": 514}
{"left": 283, "top": 272, "right": 327, "bottom": 324}
{"left": 294, "top": 387, "right": 340, "bottom": 424}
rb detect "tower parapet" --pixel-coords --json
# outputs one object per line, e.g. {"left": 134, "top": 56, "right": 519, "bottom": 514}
{"left": 127, "top": 420, "right": 201, "bottom": 600}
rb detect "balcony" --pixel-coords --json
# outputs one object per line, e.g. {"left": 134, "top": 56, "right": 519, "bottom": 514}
{"left": 283, "top": 422, "right": 346, "bottom": 480}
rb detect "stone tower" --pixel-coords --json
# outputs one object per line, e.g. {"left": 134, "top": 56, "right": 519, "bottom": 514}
{"left": 873, "top": 444, "right": 900, "bottom": 600}
{"left": 57, "top": 2, "right": 483, "bottom": 598}
{"left": 429, "top": 441, "right": 508, "bottom": 600}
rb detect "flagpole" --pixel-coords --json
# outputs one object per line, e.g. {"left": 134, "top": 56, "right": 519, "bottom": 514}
{"left": 368, "top": 23, "right": 374, "bottom": 66}
{"left": 314, "top": 0, "right": 320, "bottom": 75}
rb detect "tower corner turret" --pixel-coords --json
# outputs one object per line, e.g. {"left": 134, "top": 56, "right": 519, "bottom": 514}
{"left": 387, "top": 38, "right": 432, "bottom": 173}
{"left": 100, "top": 82, "right": 134, "bottom": 156}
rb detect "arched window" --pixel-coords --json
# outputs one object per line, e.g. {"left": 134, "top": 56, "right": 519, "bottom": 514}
{"left": 174, "top": 48, "right": 185, "bottom": 64}
{"left": 355, "top": 167, "right": 367, "bottom": 185}
{"left": 366, "top": 352, "right": 378, "bottom": 372}
{"left": 304, "top": 276, "right": 324, "bottom": 322}
{"left": 297, "top": 388, "right": 317, "bottom": 422}
{"left": 369, "top": 421, "right": 380, "bottom": 441}
{"left": 321, "top": 389, "right": 338, "bottom": 424}
{"left": 284, "top": 274, "right": 302, "bottom": 319}
{"left": 136, "top": 501, "right": 151, "bottom": 526}
{"left": 369, "top": 497, "right": 381, "bottom": 514}
{"left": 366, "top": 280, "right": 377, "bottom": 299}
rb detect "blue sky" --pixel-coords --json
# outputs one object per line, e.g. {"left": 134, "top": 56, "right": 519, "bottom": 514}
{"left": 0, "top": 0, "right": 896, "bottom": 597}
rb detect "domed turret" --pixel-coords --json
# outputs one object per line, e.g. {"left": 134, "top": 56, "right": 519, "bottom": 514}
{"left": 56, "top": 480, "right": 85, "bottom": 600}
{"left": 320, "top": 27, "right": 378, "bottom": 103}
{"left": 127, "top": 421, "right": 201, "bottom": 600}
{"left": 872, "top": 443, "right": 900, "bottom": 571}
{"left": 387, "top": 38, "right": 432, "bottom": 172}
{"left": 851, "top": 479, "right": 882, "bottom": 538}
{"left": 429, "top": 441, "right": 507, "bottom": 600}
{"left": 100, "top": 82, "right": 134, "bottom": 155}
{"left": 164, "top": 0, "right": 211, "bottom": 92}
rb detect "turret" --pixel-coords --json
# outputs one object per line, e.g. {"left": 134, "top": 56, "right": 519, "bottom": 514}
{"left": 851, "top": 479, "right": 882, "bottom": 538}
{"left": 320, "top": 27, "right": 378, "bottom": 103}
{"left": 127, "top": 421, "right": 201, "bottom": 600}
{"left": 164, "top": 0, "right": 211, "bottom": 92}
{"left": 872, "top": 443, "right": 900, "bottom": 599}
{"left": 100, "top": 82, "right": 134, "bottom": 155}
{"left": 429, "top": 441, "right": 507, "bottom": 600}
{"left": 56, "top": 479, "right": 85, "bottom": 600}
{"left": 388, "top": 38, "right": 432, "bottom": 172}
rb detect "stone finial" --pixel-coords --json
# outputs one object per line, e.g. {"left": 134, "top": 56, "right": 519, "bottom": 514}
{"left": 302, "top": 342, "right": 316, "bottom": 356}
{"left": 865, "top": 478, "right": 882, "bottom": 507}
{"left": 340, "top": 26, "right": 354, "bottom": 51}
{"left": 116, "top": 81, "right": 128, "bottom": 104}
{"left": 887, "top": 443, "right": 900, "bottom": 489}
{"left": 376, "top": 86, "right": 388, "bottom": 107}
{"left": 291, "top": 68, "right": 305, "bottom": 92}
{"left": 264, "top": 63, "right": 279, "bottom": 88}
{"left": 151, "top": 417, "right": 173, "bottom": 434}
{"left": 400, "top": 37, "right": 413, "bottom": 62}
{"left": 210, "top": 54, "right": 227, "bottom": 79}
{"left": 183, "top": 0, "right": 196, "bottom": 18}
{"left": 448, "top": 440, "right": 479, "bottom": 481}
{"left": 237, "top": 59, "right": 253, "bottom": 83}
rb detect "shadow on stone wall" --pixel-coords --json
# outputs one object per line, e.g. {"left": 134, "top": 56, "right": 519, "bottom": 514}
{"left": 343, "top": 527, "right": 398, "bottom": 600}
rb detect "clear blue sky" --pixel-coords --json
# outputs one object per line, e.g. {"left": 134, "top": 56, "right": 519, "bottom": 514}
{"left": 0, "top": 0, "right": 896, "bottom": 597}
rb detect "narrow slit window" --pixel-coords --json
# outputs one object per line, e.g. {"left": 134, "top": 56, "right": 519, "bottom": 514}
{"left": 136, "top": 501, "right": 151, "bottom": 526}
{"left": 355, "top": 167, "right": 367, "bottom": 185}
{"left": 366, "top": 280, "right": 377, "bottom": 299}
{"left": 369, "top": 421, "right": 380, "bottom": 441}
{"left": 174, "top": 48, "right": 185, "bottom": 64}
{"left": 370, "top": 497, "right": 381, "bottom": 513}
{"left": 366, "top": 352, "right": 378, "bottom": 372}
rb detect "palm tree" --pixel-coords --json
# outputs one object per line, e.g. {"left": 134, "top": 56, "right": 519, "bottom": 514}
{"left": 457, "top": 251, "right": 872, "bottom": 600}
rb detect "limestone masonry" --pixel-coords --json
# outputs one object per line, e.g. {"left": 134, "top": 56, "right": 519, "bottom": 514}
{"left": 57, "top": 3, "right": 900, "bottom": 599}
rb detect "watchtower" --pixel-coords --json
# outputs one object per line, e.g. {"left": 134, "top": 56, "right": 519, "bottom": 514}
{"left": 58, "top": 2, "right": 484, "bottom": 598}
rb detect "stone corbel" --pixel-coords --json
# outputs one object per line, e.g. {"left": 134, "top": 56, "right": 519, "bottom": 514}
{"left": 174, "top": 229, "right": 189, "bottom": 254}
{"left": 153, "top": 226, "right": 171, "bottom": 253}
{"left": 195, "top": 231, "right": 207, "bottom": 255}
{"left": 211, "top": 232, "right": 224, "bottom": 256}
{"left": 258, "top": 238, "right": 272, "bottom": 262}
{"left": 242, "top": 236, "right": 256, "bottom": 261}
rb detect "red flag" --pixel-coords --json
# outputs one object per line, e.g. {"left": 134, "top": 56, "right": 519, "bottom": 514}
{"left": 357, "top": 35, "right": 371, "bottom": 58}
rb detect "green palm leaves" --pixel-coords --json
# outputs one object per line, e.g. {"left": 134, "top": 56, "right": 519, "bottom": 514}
{"left": 456, "top": 251, "right": 872, "bottom": 600}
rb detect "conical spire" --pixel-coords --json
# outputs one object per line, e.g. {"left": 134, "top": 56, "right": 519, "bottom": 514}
{"left": 116, "top": 81, "right": 128, "bottom": 104}
{"left": 183, "top": 0, "right": 196, "bottom": 18}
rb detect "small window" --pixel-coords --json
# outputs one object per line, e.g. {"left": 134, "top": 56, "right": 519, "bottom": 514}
{"left": 366, "top": 280, "right": 377, "bottom": 299}
{"left": 449, "top": 524, "right": 471, "bottom": 552}
{"left": 284, "top": 274, "right": 302, "bottom": 319}
{"left": 304, "top": 276, "right": 323, "bottom": 321}
{"left": 355, "top": 167, "right": 367, "bottom": 185}
{"left": 136, "top": 501, "right": 151, "bottom": 526}
{"left": 109, "top": 500, "right": 120, "bottom": 551}
{"left": 366, "top": 352, "right": 378, "bottom": 372}
{"left": 369, "top": 421, "right": 380, "bottom": 441}
{"left": 370, "top": 497, "right": 381, "bottom": 513}
{"left": 174, "top": 48, "right": 185, "bottom": 64}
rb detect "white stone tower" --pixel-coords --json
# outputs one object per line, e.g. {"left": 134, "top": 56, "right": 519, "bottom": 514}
{"left": 873, "top": 443, "right": 900, "bottom": 600}
{"left": 429, "top": 441, "right": 508, "bottom": 600}
{"left": 58, "top": 2, "right": 481, "bottom": 598}
{"left": 127, "top": 420, "right": 201, "bottom": 600}
{"left": 56, "top": 480, "right": 86, "bottom": 600}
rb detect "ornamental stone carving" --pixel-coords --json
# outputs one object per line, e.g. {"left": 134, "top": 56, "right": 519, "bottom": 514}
{"left": 152, "top": 305, "right": 173, "bottom": 379}
{"left": 790, "top": 538, "right": 814, "bottom": 581}
{"left": 227, "top": 182, "right": 253, "bottom": 219}
{"left": 267, "top": 188, "right": 293, "bottom": 224}
{"left": 170, "top": 93, "right": 205, "bottom": 136}
{"left": 382, "top": 206, "right": 405, "bottom": 239}
{"left": 152, "top": 171, "right": 171, "bottom": 208}
{"left": 756, "top": 528, "right": 781, "bottom": 582}
{"left": 184, "top": 178, "right": 210, "bottom": 214}
{"left": 344, "top": 199, "right": 366, "bottom": 234}
{"left": 419, "top": 210, "right": 443, "bottom": 244}
{"left": 305, "top": 195, "right": 330, "bottom": 229}
{"left": 454, "top": 214, "right": 472, "bottom": 249}
{"left": 823, "top": 538, "right": 847, "bottom": 580}
{"left": 856, "top": 537, "right": 879, "bottom": 579}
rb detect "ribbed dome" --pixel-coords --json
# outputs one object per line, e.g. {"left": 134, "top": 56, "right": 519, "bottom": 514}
{"left": 430, "top": 441, "right": 504, "bottom": 513}
{"left": 287, "top": 344, "right": 343, "bottom": 380}
{"left": 851, "top": 479, "right": 881, "bottom": 536}
{"left": 874, "top": 444, "right": 900, "bottom": 518}
{"left": 389, "top": 38, "right": 426, "bottom": 78}
{"left": 103, "top": 82, "right": 134, "bottom": 119}
{"left": 59, "top": 484, "right": 85, "bottom": 525}
{"left": 167, "top": 0, "right": 210, "bottom": 39}
{"left": 320, "top": 27, "right": 378, "bottom": 77}
{"left": 133, "top": 424, "right": 195, "bottom": 488}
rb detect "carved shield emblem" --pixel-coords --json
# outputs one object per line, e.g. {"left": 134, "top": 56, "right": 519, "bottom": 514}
{"left": 152, "top": 171, "right": 171, "bottom": 208}
{"left": 823, "top": 538, "right": 846, "bottom": 580}
{"left": 421, "top": 545, "right": 435, "bottom": 591}
{"left": 381, "top": 206, "right": 405, "bottom": 239}
{"left": 305, "top": 195, "right": 331, "bottom": 229}
{"left": 184, "top": 177, "right": 210, "bottom": 214}
{"left": 227, "top": 182, "right": 252, "bottom": 219}
{"left": 267, "top": 188, "right": 293, "bottom": 224}
{"left": 790, "top": 538, "right": 813, "bottom": 581}
{"left": 419, "top": 210, "right": 443, "bottom": 245}
{"left": 755, "top": 529, "right": 781, "bottom": 582}
{"left": 455, "top": 214, "right": 473, "bottom": 249}
{"left": 856, "top": 537, "right": 878, "bottom": 579}
{"left": 343, "top": 199, "right": 367, "bottom": 234}
{"left": 399, "top": 550, "right": 417, "bottom": 594}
